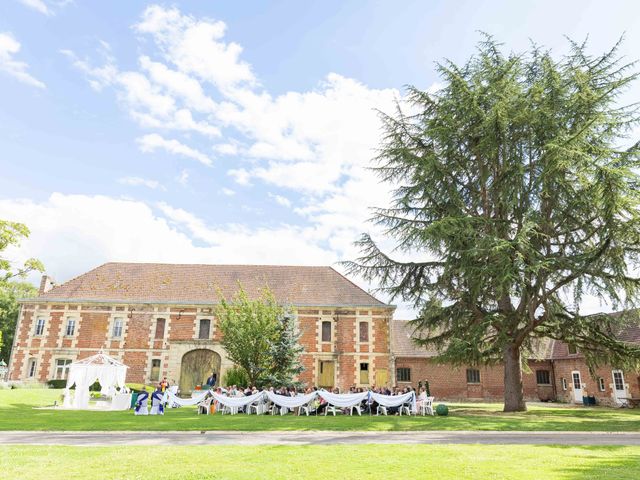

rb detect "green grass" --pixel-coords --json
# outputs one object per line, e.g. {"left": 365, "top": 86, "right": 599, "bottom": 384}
{"left": 2, "top": 445, "right": 640, "bottom": 479}
{"left": 1, "top": 388, "right": 639, "bottom": 431}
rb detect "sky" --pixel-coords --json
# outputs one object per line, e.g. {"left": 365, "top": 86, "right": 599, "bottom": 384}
{"left": 0, "top": 0, "right": 639, "bottom": 318}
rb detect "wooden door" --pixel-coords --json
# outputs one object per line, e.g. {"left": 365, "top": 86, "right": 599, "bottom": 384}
{"left": 375, "top": 368, "right": 388, "bottom": 387}
{"left": 318, "top": 360, "right": 335, "bottom": 388}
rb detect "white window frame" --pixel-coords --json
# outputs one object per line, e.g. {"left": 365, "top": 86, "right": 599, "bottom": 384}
{"left": 112, "top": 317, "right": 124, "bottom": 338}
{"left": 27, "top": 358, "right": 37, "bottom": 378}
{"left": 598, "top": 377, "right": 606, "bottom": 392}
{"left": 34, "top": 317, "right": 46, "bottom": 336}
{"left": 55, "top": 358, "right": 72, "bottom": 380}
{"left": 65, "top": 317, "right": 76, "bottom": 336}
{"left": 321, "top": 320, "right": 332, "bottom": 343}
{"left": 561, "top": 378, "right": 567, "bottom": 391}
{"left": 149, "top": 358, "right": 162, "bottom": 382}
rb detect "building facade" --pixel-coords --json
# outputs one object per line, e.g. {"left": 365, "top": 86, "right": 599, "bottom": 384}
{"left": 392, "top": 320, "right": 640, "bottom": 406}
{"left": 8, "top": 263, "right": 395, "bottom": 393}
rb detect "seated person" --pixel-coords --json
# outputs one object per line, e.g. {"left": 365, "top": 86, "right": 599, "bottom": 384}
{"left": 134, "top": 388, "right": 149, "bottom": 415}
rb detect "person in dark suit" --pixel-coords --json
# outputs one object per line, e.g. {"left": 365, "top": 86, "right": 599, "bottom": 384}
{"left": 206, "top": 372, "right": 217, "bottom": 387}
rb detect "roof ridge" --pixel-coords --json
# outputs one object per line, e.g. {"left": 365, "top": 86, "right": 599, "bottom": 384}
{"left": 329, "top": 265, "right": 387, "bottom": 307}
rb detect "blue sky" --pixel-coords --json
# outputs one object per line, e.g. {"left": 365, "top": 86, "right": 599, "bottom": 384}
{"left": 1, "top": 1, "right": 639, "bottom": 317}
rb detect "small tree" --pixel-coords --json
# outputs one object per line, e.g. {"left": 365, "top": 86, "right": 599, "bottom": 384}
{"left": 216, "top": 284, "right": 303, "bottom": 388}
{"left": 0, "top": 282, "right": 38, "bottom": 360}
{"left": 264, "top": 312, "right": 304, "bottom": 388}
{"left": 346, "top": 37, "right": 640, "bottom": 412}
{"left": 0, "top": 220, "right": 43, "bottom": 359}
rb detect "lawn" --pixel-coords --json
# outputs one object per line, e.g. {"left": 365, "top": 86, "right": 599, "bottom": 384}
{"left": 1, "top": 388, "right": 639, "bottom": 431}
{"left": 2, "top": 444, "right": 640, "bottom": 480}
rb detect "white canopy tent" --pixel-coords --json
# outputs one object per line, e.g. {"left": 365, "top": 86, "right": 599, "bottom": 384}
{"left": 63, "top": 352, "right": 128, "bottom": 409}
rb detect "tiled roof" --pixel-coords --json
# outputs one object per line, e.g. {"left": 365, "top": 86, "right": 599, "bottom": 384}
{"left": 34, "top": 262, "right": 389, "bottom": 307}
{"left": 392, "top": 320, "right": 440, "bottom": 358}
{"left": 392, "top": 321, "right": 562, "bottom": 361}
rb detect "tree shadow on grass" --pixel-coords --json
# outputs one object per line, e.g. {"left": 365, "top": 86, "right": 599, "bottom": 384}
{"left": 540, "top": 446, "right": 640, "bottom": 480}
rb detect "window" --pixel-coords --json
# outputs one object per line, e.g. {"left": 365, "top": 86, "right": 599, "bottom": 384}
{"left": 112, "top": 318, "right": 123, "bottom": 338}
{"left": 150, "top": 359, "right": 161, "bottom": 382}
{"left": 567, "top": 344, "right": 577, "bottom": 355}
{"left": 199, "top": 319, "right": 210, "bottom": 339}
{"left": 359, "top": 362, "right": 369, "bottom": 384}
{"left": 598, "top": 377, "right": 606, "bottom": 392}
{"left": 466, "top": 368, "right": 481, "bottom": 384}
{"left": 613, "top": 371, "right": 625, "bottom": 391}
{"left": 155, "top": 318, "right": 166, "bottom": 339}
{"left": 321, "top": 321, "right": 332, "bottom": 342}
{"left": 65, "top": 318, "right": 76, "bottom": 336}
{"left": 561, "top": 378, "right": 567, "bottom": 390}
{"left": 27, "top": 358, "right": 37, "bottom": 378}
{"left": 34, "top": 317, "right": 45, "bottom": 336}
{"left": 397, "top": 367, "right": 411, "bottom": 382}
{"left": 55, "top": 359, "right": 72, "bottom": 380}
{"left": 572, "top": 372, "right": 581, "bottom": 390}
{"left": 536, "top": 370, "right": 551, "bottom": 385}
{"left": 359, "top": 321, "right": 369, "bottom": 342}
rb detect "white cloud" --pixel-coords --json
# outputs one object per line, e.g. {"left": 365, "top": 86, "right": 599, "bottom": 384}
{"left": 0, "top": 32, "right": 46, "bottom": 89}
{"left": 18, "top": 0, "right": 72, "bottom": 15}
{"left": 18, "top": 0, "right": 51, "bottom": 15}
{"left": 134, "top": 5, "right": 255, "bottom": 92}
{"left": 220, "top": 188, "right": 235, "bottom": 196}
{"left": 176, "top": 169, "right": 189, "bottom": 186}
{"left": 118, "top": 176, "right": 165, "bottom": 190}
{"left": 60, "top": 47, "right": 117, "bottom": 91}
{"left": 227, "top": 168, "right": 251, "bottom": 186}
{"left": 268, "top": 193, "right": 291, "bottom": 208}
{"left": 137, "top": 133, "right": 212, "bottom": 166}
{"left": 212, "top": 142, "right": 239, "bottom": 156}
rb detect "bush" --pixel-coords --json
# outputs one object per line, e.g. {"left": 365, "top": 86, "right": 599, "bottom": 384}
{"left": 47, "top": 379, "right": 66, "bottom": 389}
{"left": 47, "top": 379, "right": 102, "bottom": 390}
{"left": 223, "top": 366, "right": 249, "bottom": 388}
{"left": 436, "top": 404, "right": 449, "bottom": 416}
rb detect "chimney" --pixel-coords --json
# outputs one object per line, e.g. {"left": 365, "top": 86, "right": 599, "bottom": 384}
{"left": 39, "top": 275, "right": 55, "bottom": 295}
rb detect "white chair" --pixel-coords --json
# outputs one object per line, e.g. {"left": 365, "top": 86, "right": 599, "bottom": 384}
{"left": 249, "top": 401, "right": 264, "bottom": 415}
{"left": 197, "top": 397, "right": 213, "bottom": 415}
{"left": 399, "top": 403, "right": 412, "bottom": 416}
{"left": 149, "top": 393, "right": 164, "bottom": 416}
{"left": 325, "top": 405, "right": 338, "bottom": 416}
{"left": 134, "top": 393, "right": 149, "bottom": 415}
{"left": 421, "top": 396, "right": 434, "bottom": 416}
{"left": 376, "top": 405, "right": 388, "bottom": 416}
{"left": 349, "top": 404, "right": 362, "bottom": 416}
{"left": 299, "top": 400, "right": 315, "bottom": 416}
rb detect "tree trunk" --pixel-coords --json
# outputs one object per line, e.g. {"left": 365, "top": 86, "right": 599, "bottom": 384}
{"left": 503, "top": 343, "right": 527, "bottom": 412}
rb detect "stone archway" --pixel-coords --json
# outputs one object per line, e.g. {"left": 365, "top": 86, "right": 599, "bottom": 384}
{"left": 179, "top": 349, "right": 221, "bottom": 394}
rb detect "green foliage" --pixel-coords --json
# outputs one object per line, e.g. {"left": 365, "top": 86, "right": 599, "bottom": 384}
{"left": 0, "top": 281, "right": 37, "bottom": 361}
{"left": 436, "top": 404, "right": 449, "bottom": 416}
{"left": 216, "top": 284, "right": 303, "bottom": 388}
{"left": 0, "top": 220, "right": 44, "bottom": 284}
{"left": 346, "top": 35, "right": 640, "bottom": 411}
{"left": 425, "top": 380, "right": 431, "bottom": 397}
{"left": 223, "top": 366, "right": 250, "bottom": 388}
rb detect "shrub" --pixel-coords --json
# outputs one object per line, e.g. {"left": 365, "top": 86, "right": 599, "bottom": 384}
{"left": 223, "top": 366, "right": 249, "bottom": 388}
{"left": 436, "top": 404, "right": 449, "bottom": 416}
{"left": 47, "top": 379, "right": 67, "bottom": 389}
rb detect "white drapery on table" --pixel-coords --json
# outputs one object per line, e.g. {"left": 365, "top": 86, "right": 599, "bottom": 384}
{"left": 63, "top": 352, "right": 128, "bottom": 409}
{"left": 266, "top": 391, "right": 316, "bottom": 409}
{"left": 317, "top": 390, "right": 369, "bottom": 408}
{"left": 162, "top": 389, "right": 211, "bottom": 407}
{"left": 210, "top": 390, "right": 264, "bottom": 409}
{"left": 370, "top": 391, "right": 417, "bottom": 412}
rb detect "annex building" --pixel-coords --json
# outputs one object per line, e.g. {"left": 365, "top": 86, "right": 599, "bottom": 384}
{"left": 8, "top": 263, "right": 395, "bottom": 393}
{"left": 393, "top": 320, "right": 640, "bottom": 406}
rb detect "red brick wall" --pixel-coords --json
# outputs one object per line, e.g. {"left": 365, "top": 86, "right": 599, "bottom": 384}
{"left": 124, "top": 312, "right": 153, "bottom": 349}
{"left": 76, "top": 312, "right": 110, "bottom": 349}
{"left": 395, "top": 357, "right": 555, "bottom": 401}
{"left": 553, "top": 358, "right": 640, "bottom": 406}
{"left": 168, "top": 312, "right": 195, "bottom": 340}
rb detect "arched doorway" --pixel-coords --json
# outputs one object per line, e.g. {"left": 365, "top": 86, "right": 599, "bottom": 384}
{"left": 179, "top": 349, "right": 221, "bottom": 394}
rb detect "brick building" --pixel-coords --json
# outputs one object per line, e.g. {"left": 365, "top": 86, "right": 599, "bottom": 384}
{"left": 392, "top": 320, "right": 640, "bottom": 406}
{"left": 8, "top": 263, "right": 395, "bottom": 393}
